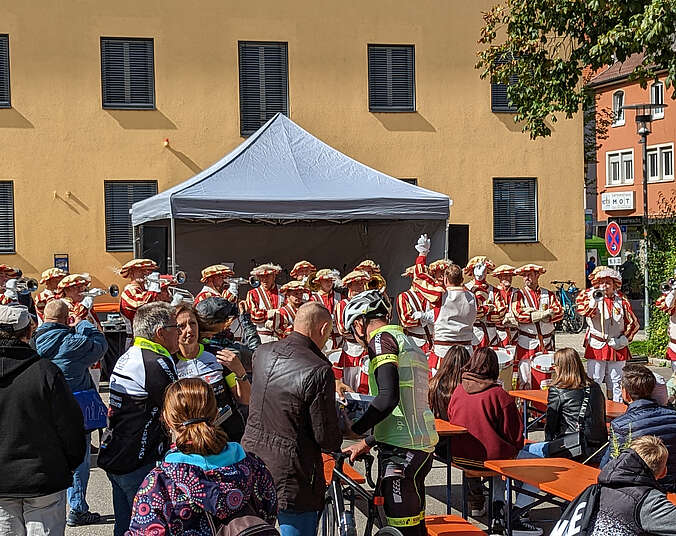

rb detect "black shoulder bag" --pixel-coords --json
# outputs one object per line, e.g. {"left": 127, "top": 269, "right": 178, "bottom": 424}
{"left": 547, "top": 385, "right": 591, "bottom": 460}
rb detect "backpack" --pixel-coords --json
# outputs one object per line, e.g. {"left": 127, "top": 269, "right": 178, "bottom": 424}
{"left": 208, "top": 509, "right": 280, "bottom": 536}
{"left": 550, "top": 484, "right": 601, "bottom": 536}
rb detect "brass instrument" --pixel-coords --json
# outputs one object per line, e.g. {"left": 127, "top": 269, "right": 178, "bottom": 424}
{"left": 661, "top": 278, "right": 676, "bottom": 293}
{"left": 14, "top": 277, "right": 39, "bottom": 295}
{"left": 592, "top": 289, "right": 604, "bottom": 301}
{"left": 168, "top": 287, "right": 195, "bottom": 303}
{"left": 144, "top": 271, "right": 186, "bottom": 290}
{"left": 82, "top": 284, "right": 120, "bottom": 298}
{"left": 368, "top": 273, "right": 387, "bottom": 292}
{"left": 226, "top": 276, "right": 261, "bottom": 289}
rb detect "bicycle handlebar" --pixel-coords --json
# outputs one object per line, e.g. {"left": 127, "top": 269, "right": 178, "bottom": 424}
{"left": 325, "top": 451, "right": 376, "bottom": 488}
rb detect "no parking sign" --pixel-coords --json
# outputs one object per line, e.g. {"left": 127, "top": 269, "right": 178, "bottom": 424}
{"left": 605, "top": 222, "right": 622, "bottom": 257}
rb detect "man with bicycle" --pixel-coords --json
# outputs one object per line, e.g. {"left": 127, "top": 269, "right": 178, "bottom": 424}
{"left": 342, "top": 290, "right": 438, "bottom": 536}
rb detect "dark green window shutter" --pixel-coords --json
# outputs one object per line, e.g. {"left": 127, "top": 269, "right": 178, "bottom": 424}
{"left": 105, "top": 181, "right": 157, "bottom": 251}
{"left": 0, "top": 182, "right": 15, "bottom": 253}
{"left": 368, "top": 45, "right": 415, "bottom": 112}
{"left": 493, "top": 178, "right": 537, "bottom": 243}
{"left": 491, "top": 57, "right": 518, "bottom": 113}
{"left": 238, "top": 41, "right": 289, "bottom": 136}
{"left": 0, "top": 35, "right": 10, "bottom": 107}
{"left": 101, "top": 38, "right": 155, "bottom": 109}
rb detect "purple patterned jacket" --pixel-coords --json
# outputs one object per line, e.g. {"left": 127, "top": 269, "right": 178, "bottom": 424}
{"left": 127, "top": 445, "right": 277, "bottom": 535}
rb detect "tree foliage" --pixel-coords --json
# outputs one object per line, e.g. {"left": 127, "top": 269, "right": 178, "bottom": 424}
{"left": 477, "top": 0, "right": 676, "bottom": 138}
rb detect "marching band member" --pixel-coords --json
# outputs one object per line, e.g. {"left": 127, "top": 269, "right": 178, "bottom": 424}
{"left": 396, "top": 265, "right": 434, "bottom": 353}
{"left": 119, "top": 259, "right": 160, "bottom": 328}
{"left": 354, "top": 259, "right": 387, "bottom": 294}
{"left": 271, "top": 280, "right": 308, "bottom": 338}
{"left": 245, "top": 263, "right": 284, "bottom": 343}
{"left": 428, "top": 259, "right": 452, "bottom": 286}
{"left": 0, "top": 264, "right": 20, "bottom": 305}
{"left": 410, "top": 236, "right": 476, "bottom": 375}
{"left": 656, "top": 269, "right": 676, "bottom": 372}
{"left": 57, "top": 274, "right": 102, "bottom": 330}
{"left": 354, "top": 259, "right": 380, "bottom": 276}
{"left": 194, "top": 264, "right": 238, "bottom": 305}
{"left": 333, "top": 270, "right": 371, "bottom": 393}
{"left": 491, "top": 264, "right": 518, "bottom": 347}
{"left": 579, "top": 268, "right": 639, "bottom": 401}
{"left": 464, "top": 256, "right": 505, "bottom": 349}
{"left": 35, "top": 268, "right": 68, "bottom": 320}
{"left": 290, "top": 260, "right": 317, "bottom": 284}
{"left": 312, "top": 268, "right": 344, "bottom": 350}
{"left": 511, "top": 264, "right": 563, "bottom": 388}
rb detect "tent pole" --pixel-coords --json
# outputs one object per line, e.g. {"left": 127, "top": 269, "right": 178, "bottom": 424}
{"left": 444, "top": 222, "right": 449, "bottom": 259}
{"left": 170, "top": 215, "right": 176, "bottom": 276}
{"left": 132, "top": 224, "right": 139, "bottom": 258}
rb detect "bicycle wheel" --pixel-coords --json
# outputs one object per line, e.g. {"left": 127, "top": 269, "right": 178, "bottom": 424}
{"left": 320, "top": 497, "right": 337, "bottom": 536}
{"left": 568, "top": 310, "right": 585, "bottom": 334}
{"left": 374, "top": 527, "right": 405, "bottom": 536}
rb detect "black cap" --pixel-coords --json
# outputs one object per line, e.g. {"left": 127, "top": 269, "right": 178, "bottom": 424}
{"left": 195, "top": 297, "right": 237, "bottom": 321}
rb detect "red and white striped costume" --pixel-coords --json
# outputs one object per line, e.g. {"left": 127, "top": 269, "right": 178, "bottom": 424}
{"left": 120, "top": 282, "right": 158, "bottom": 327}
{"left": 410, "top": 254, "right": 476, "bottom": 375}
{"left": 0, "top": 292, "right": 14, "bottom": 306}
{"left": 333, "top": 298, "right": 369, "bottom": 394}
{"left": 314, "top": 288, "right": 344, "bottom": 350}
{"left": 62, "top": 297, "right": 102, "bottom": 330}
{"left": 465, "top": 279, "right": 506, "bottom": 348}
{"left": 656, "top": 289, "right": 676, "bottom": 366}
{"left": 495, "top": 286, "right": 518, "bottom": 347}
{"left": 396, "top": 287, "right": 433, "bottom": 353}
{"left": 35, "top": 289, "right": 57, "bottom": 321}
{"left": 578, "top": 289, "right": 639, "bottom": 362}
{"left": 512, "top": 286, "right": 563, "bottom": 361}
{"left": 272, "top": 302, "right": 299, "bottom": 339}
{"left": 193, "top": 285, "right": 237, "bottom": 306}
{"left": 245, "top": 285, "right": 284, "bottom": 344}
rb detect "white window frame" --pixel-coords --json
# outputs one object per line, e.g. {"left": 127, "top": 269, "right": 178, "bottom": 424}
{"left": 606, "top": 148, "right": 634, "bottom": 186}
{"left": 647, "top": 143, "right": 674, "bottom": 183}
{"left": 651, "top": 81, "right": 665, "bottom": 120}
{"left": 612, "top": 90, "right": 625, "bottom": 126}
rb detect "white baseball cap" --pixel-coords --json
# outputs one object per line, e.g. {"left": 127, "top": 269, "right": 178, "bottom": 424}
{"left": 0, "top": 305, "right": 31, "bottom": 331}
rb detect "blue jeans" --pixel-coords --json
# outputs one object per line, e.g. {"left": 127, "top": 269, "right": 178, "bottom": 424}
{"left": 278, "top": 510, "right": 319, "bottom": 536}
{"left": 67, "top": 433, "right": 91, "bottom": 513}
{"left": 521, "top": 441, "right": 549, "bottom": 458}
{"left": 107, "top": 463, "right": 155, "bottom": 536}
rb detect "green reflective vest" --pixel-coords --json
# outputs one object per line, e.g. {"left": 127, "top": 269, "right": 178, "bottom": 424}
{"left": 368, "top": 325, "right": 439, "bottom": 452}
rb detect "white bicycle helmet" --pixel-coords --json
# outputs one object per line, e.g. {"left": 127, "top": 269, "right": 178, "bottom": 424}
{"left": 343, "top": 290, "right": 392, "bottom": 332}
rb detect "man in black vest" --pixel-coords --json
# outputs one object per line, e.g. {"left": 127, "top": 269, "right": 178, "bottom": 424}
{"left": 98, "top": 302, "right": 180, "bottom": 536}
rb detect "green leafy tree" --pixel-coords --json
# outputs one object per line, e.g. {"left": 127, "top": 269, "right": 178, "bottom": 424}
{"left": 477, "top": 0, "right": 676, "bottom": 139}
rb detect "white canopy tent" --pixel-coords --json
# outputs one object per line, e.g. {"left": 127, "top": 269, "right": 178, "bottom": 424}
{"left": 131, "top": 113, "right": 451, "bottom": 296}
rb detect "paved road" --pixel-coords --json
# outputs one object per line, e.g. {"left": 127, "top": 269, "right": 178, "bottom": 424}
{"left": 68, "top": 330, "right": 666, "bottom": 535}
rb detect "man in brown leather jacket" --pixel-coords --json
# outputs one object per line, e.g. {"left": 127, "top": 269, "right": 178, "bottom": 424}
{"left": 242, "top": 301, "right": 341, "bottom": 536}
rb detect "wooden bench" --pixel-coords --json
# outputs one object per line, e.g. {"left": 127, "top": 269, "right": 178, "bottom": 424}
{"left": 425, "top": 514, "right": 486, "bottom": 535}
{"left": 322, "top": 453, "right": 366, "bottom": 485}
{"left": 450, "top": 463, "right": 498, "bottom": 525}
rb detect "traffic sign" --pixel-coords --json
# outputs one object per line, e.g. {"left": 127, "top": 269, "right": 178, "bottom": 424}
{"left": 605, "top": 221, "right": 622, "bottom": 257}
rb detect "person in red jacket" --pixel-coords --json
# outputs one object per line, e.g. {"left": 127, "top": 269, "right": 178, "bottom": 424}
{"left": 447, "top": 348, "right": 532, "bottom": 534}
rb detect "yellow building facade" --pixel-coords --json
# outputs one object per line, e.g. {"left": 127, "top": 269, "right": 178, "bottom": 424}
{"left": 0, "top": 0, "right": 584, "bottom": 290}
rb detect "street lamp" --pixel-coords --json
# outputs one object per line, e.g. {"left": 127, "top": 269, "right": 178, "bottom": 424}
{"left": 621, "top": 102, "right": 668, "bottom": 331}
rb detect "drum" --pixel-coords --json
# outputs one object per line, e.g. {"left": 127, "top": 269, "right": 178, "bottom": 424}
{"left": 494, "top": 347, "right": 514, "bottom": 390}
{"left": 531, "top": 352, "right": 555, "bottom": 389}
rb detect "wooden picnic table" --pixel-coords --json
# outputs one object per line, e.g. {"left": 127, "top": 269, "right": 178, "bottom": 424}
{"left": 509, "top": 389, "right": 626, "bottom": 419}
{"left": 434, "top": 419, "right": 468, "bottom": 514}
{"left": 322, "top": 453, "right": 366, "bottom": 485}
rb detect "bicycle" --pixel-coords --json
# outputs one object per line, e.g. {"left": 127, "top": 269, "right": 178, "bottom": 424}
{"left": 551, "top": 280, "right": 585, "bottom": 334}
{"left": 321, "top": 452, "right": 404, "bottom": 536}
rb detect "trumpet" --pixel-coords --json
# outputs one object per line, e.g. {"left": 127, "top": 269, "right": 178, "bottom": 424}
{"left": 82, "top": 284, "right": 120, "bottom": 298}
{"left": 145, "top": 271, "right": 187, "bottom": 290}
{"left": 592, "top": 289, "right": 604, "bottom": 301}
{"left": 226, "top": 276, "right": 261, "bottom": 289}
{"left": 11, "top": 277, "right": 38, "bottom": 295}
{"left": 661, "top": 278, "right": 676, "bottom": 293}
{"left": 168, "top": 287, "right": 195, "bottom": 303}
{"left": 367, "top": 273, "right": 387, "bottom": 292}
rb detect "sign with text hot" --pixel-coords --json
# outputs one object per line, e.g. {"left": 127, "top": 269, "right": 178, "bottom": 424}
{"left": 601, "top": 191, "right": 634, "bottom": 212}
{"left": 605, "top": 222, "right": 622, "bottom": 257}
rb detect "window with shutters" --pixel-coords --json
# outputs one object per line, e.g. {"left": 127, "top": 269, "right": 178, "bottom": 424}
{"left": 101, "top": 37, "right": 155, "bottom": 109}
{"left": 491, "top": 57, "right": 518, "bottom": 113}
{"left": 606, "top": 149, "right": 634, "bottom": 185}
{"left": 0, "top": 35, "right": 9, "bottom": 108}
{"left": 368, "top": 45, "right": 415, "bottom": 112}
{"left": 238, "top": 41, "right": 288, "bottom": 136}
{"left": 493, "top": 178, "right": 537, "bottom": 243}
{"left": 104, "top": 181, "right": 157, "bottom": 251}
{"left": 651, "top": 82, "right": 664, "bottom": 120}
{"left": 647, "top": 143, "right": 674, "bottom": 182}
{"left": 0, "top": 182, "right": 15, "bottom": 253}
{"left": 612, "top": 91, "right": 625, "bottom": 126}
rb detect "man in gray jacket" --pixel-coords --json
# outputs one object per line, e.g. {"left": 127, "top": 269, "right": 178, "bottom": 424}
{"left": 242, "top": 302, "right": 341, "bottom": 536}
